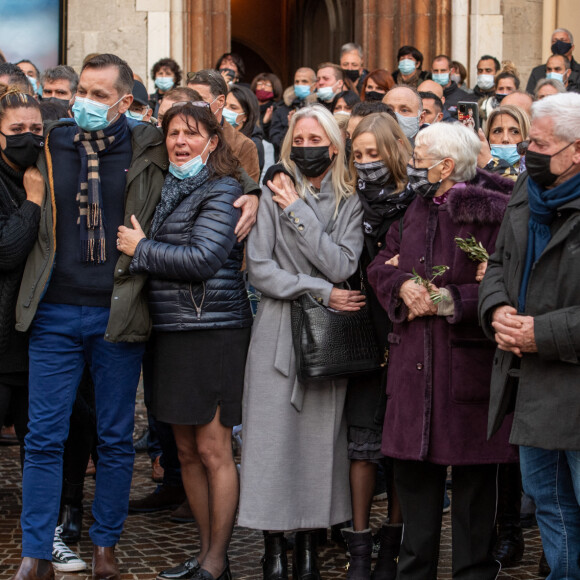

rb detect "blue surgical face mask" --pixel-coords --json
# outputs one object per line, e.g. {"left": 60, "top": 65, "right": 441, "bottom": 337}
{"left": 155, "top": 77, "right": 174, "bottom": 92}
{"left": 395, "top": 112, "right": 420, "bottom": 141}
{"left": 294, "top": 84, "right": 311, "bottom": 99}
{"left": 222, "top": 107, "right": 242, "bottom": 127}
{"left": 432, "top": 72, "right": 449, "bottom": 86}
{"left": 317, "top": 85, "right": 336, "bottom": 102}
{"left": 72, "top": 95, "right": 125, "bottom": 132}
{"left": 28, "top": 76, "right": 42, "bottom": 96}
{"left": 398, "top": 59, "right": 416, "bottom": 76}
{"left": 169, "top": 139, "right": 211, "bottom": 180}
{"left": 491, "top": 144, "right": 520, "bottom": 166}
{"left": 546, "top": 71, "right": 565, "bottom": 83}
{"left": 125, "top": 110, "right": 144, "bottom": 122}
{"left": 477, "top": 74, "right": 495, "bottom": 90}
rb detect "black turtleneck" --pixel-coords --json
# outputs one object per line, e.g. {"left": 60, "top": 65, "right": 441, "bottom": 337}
{"left": 0, "top": 154, "right": 41, "bottom": 372}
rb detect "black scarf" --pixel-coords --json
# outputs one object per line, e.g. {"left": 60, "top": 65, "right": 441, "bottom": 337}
{"left": 150, "top": 166, "right": 210, "bottom": 238}
{"left": 356, "top": 178, "right": 415, "bottom": 239}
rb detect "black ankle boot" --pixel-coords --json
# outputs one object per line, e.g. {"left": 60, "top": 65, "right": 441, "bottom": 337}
{"left": 262, "top": 532, "right": 288, "bottom": 580}
{"left": 492, "top": 523, "right": 524, "bottom": 568}
{"left": 59, "top": 480, "right": 84, "bottom": 543}
{"left": 293, "top": 531, "right": 320, "bottom": 580}
{"left": 371, "top": 524, "right": 402, "bottom": 580}
{"left": 342, "top": 528, "right": 372, "bottom": 580}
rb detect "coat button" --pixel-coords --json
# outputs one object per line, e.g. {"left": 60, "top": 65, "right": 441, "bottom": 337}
{"left": 419, "top": 256, "right": 425, "bottom": 263}
{"left": 289, "top": 211, "right": 295, "bottom": 218}
{"left": 416, "top": 362, "right": 423, "bottom": 370}
{"left": 377, "top": 242, "right": 382, "bottom": 247}
{"left": 294, "top": 218, "right": 300, "bottom": 224}
{"left": 298, "top": 225, "right": 304, "bottom": 231}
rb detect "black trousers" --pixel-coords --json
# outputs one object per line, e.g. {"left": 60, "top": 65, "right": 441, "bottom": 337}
{"left": 393, "top": 459, "right": 500, "bottom": 580}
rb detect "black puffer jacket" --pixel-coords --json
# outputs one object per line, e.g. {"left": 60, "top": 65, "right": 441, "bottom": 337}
{"left": 130, "top": 175, "right": 253, "bottom": 332}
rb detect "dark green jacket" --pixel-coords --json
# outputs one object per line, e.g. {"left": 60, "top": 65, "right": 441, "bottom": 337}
{"left": 15, "top": 121, "right": 168, "bottom": 342}
{"left": 478, "top": 172, "right": 580, "bottom": 450}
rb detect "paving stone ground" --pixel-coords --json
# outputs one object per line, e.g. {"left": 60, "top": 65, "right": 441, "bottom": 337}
{"left": 0, "top": 387, "right": 546, "bottom": 580}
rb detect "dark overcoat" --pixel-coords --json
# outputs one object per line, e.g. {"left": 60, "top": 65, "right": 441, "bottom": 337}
{"left": 479, "top": 174, "right": 580, "bottom": 451}
{"left": 368, "top": 170, "right": 518, "bottom": 465}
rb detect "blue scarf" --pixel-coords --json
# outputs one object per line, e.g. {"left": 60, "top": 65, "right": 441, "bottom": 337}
{"left": 518, "top": 171, "right": 580, "bottom": 311}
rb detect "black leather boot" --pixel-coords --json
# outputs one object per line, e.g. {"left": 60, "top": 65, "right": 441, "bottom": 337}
{"left": 59, "top": 480, "right": 84, "bottom": 543}
{"left": 293, "top": 531, "right": 320, "bottom": 580}
{"left": 262, "top": 532, "right": 288, "bottom": 580}
{"left": 342, "top": 528, "right": 372, "bottom": 580}
{"left": 492, "top": 523, "right": 524, "bottom": 567}
{"left": 371, "top": 524, "right": 402, "bottom": 580}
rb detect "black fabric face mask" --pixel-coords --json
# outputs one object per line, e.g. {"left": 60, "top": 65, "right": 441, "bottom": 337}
{"left": 406, "top": 163, "right": 442, "bottom": 199}
{"left": 364, "top": 90, "right": 385, "bottom": 102}
{"left": 525, "top": 142, "right": 574, "bottom": 187}
{"left": 43, "top": 96, "right": 71, "bottom": 108}
{"left": 290, "top": 146, "right": 334, "bottom": 178}
{"left": 0, "top": 131, "right": 44, "bottom": 168}
{"left": 342, "top": 69, "right": 360, "bottom": 83}
{"left": 551, "top": 40, "right": 573, "bottom": 56}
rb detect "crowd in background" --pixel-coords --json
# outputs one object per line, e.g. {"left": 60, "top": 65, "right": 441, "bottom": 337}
{"left": 0, "top": 25, "right": 579, "bottom": 580}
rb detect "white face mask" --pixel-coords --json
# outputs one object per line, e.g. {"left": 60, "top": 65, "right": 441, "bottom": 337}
{"left": 477, "top": 74, "right": 495, "bottom": 91}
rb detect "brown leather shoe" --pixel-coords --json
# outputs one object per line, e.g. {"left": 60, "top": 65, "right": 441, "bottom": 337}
{"left": 11, "top": 558, "right": 54, "bottom": 580}
{"left": 152, "top": 455, "right": 164, "bottom": 483}
{"left": 92, "top": 546, "right": 120, "bottom": 580}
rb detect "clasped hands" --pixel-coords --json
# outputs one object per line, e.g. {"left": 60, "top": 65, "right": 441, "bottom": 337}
{"left": 491, "top": 305, "right": 537, "bottom": 357}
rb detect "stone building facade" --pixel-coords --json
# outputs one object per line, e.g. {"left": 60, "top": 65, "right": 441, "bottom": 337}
{"left": 65, "top": 0, "right": 579, "bottom": 92}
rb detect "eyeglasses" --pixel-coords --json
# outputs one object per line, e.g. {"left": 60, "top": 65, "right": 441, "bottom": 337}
{"left": 170, "top": 100, "right": 211, "bottom": 109}
{"left": 516, "top": 140, "right": 529, "bottom": 155}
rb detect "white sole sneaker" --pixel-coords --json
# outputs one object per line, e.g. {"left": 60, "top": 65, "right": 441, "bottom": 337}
{"left": 52, "top": 525, "right": 87, "bottom": 572}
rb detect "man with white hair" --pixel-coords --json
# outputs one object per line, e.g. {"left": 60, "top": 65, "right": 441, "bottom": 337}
{"left": 526, "top": 28, "right": 580, "bottom": 93}
{"left": 479, "top": 92, "right": 580, "bottom": 579}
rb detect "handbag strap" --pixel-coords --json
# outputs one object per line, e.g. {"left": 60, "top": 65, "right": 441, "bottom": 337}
{"left": 308, "top": 198, "right": 346, "bottom": 278}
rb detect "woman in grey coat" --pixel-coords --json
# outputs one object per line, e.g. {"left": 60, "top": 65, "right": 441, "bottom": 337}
{"left": 239, "top": 105, "right": 364, "bottom": 580}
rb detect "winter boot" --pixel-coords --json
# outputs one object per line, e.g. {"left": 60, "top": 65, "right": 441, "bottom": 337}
{"left": 371, "top": 524, "right": 402, "bottom": 580}
{"left": 342, "top": 527, "right": 373, "bottom": 580}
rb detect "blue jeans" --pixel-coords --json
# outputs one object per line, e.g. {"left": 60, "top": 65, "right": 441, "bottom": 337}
{"left": 520, "top": 446, "right": 580, "bottom": 580}
{"left": 21, "top": 303, "right": 145, "bottom": 559}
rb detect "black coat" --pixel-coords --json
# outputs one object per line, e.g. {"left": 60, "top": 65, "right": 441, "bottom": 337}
{"left": 130, "top": 175, "right": 253, "bottom": 332}
{"left": 479, "top": 173, "right": 580, "bottom": 451}
{"left": 0, "top": 158, "right": 40, "bottom": 372}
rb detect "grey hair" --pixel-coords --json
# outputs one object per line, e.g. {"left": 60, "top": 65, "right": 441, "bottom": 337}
{"left": 534, "top": 78, "right": 567, "bottom": 98}
{"left": 553, "top": 28, "right": 574, "bottom": 45}
{"left": 41, "top": 65, "right": 79, "bottom": 93}
{"left": 341, "top": 43, "right": 363, "bottom": 59}
{"left": 531, "top": 92, "right": 580, "bottom": 142}
{"left": 415, "top": 122, "right": 479, "bottom": 183}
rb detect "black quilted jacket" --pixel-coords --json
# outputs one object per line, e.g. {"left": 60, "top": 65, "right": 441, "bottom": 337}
{"left": 130, "top": 175, "right": 253, "bottom": 332}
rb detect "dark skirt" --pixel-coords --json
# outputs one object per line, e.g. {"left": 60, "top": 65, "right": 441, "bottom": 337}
{"left": 151, "top": 327, "right": 251, "bottom": 426}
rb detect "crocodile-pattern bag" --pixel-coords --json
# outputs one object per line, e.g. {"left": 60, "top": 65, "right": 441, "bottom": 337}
{"left": 290, "top": 200, "right": 381, "bottom": 382}
{"left": 290, "top": 291, "right": 382, "bottom": 382}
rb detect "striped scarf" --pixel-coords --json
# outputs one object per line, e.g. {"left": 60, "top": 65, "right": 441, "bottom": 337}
{"left": 73, "top": 128, "right": 117, "bottom": 263}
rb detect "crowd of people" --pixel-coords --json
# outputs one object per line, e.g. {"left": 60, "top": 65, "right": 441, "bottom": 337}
{"left": 0, "top": 24, "right": 579, "bottom": 580}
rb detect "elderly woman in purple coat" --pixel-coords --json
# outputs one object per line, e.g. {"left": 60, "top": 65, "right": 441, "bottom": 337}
{"left": 367, "top": 122, "right": 517, "bottom": 579}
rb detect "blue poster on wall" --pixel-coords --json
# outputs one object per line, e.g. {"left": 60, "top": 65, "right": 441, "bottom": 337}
{"left": 0, "top": 0, "right": 64, "bottom": 72}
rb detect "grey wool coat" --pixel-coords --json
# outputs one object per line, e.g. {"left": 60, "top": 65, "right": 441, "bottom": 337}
{"left": 238, "top": 171, "right": 364, "bottom": 531}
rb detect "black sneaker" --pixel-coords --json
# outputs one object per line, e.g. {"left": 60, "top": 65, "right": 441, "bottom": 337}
{"left": 52, "top": 526, "right": 87, "bottom": 572}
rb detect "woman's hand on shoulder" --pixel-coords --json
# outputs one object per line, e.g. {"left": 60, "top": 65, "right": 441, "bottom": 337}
{"left": 267, "top": 173, "right": 299, "bottom": 210}
{"left": 23, "top": 167, "right": 45, "bottom": 207}
{"left": 117, "top": 215, "right": 146, "bottom": 257}
{"left": 385, "top": 254, "right": 399, "bottom": 267}
{"left": 399, "top": 279, "right": 438, "bottom": 321}
{"left": 328, "top": 288, "right": 366, "bottom": 311}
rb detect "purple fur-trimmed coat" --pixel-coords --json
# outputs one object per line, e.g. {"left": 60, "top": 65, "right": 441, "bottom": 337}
{"left": 367, "top": 169, "right": 519, "bottom": 465}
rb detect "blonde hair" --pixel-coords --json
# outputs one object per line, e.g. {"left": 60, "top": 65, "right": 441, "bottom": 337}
{"left": 485, "top": 104, "right": 530, "bottom": 141}
{"left": 280, "top": 104, "right": 354, "bottom": 213}
{"left": 350, "top": 113, "right": 411, "bottom": 194}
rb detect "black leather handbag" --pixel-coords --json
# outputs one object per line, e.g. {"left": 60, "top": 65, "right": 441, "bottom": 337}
{"left": 290, "top": 202, "right": 382, "bottom": 382}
